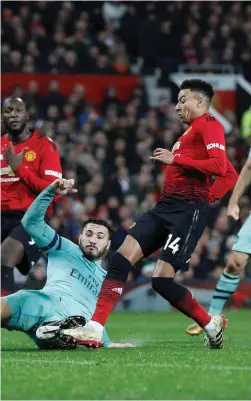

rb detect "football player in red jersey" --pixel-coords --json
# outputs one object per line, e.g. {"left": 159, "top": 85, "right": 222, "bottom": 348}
{"left": 50, "top": 80, "right": 238, "bottom": 350}
{"left": 1, "top": 97, "right": 62, "bottom": 294}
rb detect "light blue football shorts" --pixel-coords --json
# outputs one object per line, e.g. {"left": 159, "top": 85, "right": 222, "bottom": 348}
{"left": 232, "top": 212, "right": 251, "bottom": 255}
{"left": 3, "top": 290, "right": 68, "bottom": 345}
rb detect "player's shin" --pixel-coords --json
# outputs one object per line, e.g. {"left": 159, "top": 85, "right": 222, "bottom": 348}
{"left": 152, "top": 277, "right": 226, "bottom": 348}
{"left": 91, "top": 252, "right": 132, "bottom": 327}
{"left": 1, "top": 265, "right": 15, "bottom": 294}
{"left": 208, "top": 271, "right": 240, "bottom": 316}
{"left": 152, "top": 277, "right": 211, "bottom": 327}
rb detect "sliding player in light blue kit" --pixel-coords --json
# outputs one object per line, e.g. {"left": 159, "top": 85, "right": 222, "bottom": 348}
{"left": 1, "top": 178, "right": 132, "bottom": 349}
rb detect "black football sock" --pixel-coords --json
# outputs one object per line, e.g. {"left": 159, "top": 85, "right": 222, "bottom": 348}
{"left": 1, "top": 265, "right": 15, "bottom": 293}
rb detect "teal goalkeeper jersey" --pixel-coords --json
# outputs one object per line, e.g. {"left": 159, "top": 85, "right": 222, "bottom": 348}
{"left": 21, "top": 186, "right": 111, "bottom": 345}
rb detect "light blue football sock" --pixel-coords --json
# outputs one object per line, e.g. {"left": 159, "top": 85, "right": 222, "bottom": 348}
{"left": 208, "top": 271, "right": 240, "bottom": 316}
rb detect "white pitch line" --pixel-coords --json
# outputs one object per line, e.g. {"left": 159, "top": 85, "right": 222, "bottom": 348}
{"left": 2, "top": 358, "right": 251, "bottom": 371}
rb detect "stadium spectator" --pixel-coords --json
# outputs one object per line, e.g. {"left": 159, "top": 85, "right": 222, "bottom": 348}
{"left": 1, "top": 2, "right": 251, "bottom": 79}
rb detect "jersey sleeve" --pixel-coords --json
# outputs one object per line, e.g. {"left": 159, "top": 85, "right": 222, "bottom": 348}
{"left": 21, "top": 185, "right": 74, "bottom": 253}
{"left": 102, "top": 327, "right": 112, "bottom": 348}
{"left": 209, "top": 159, "right": 238, "bottom": 203}
{"left": 15, "top": 138, "right": 62, "bottom": 194}
{"left": 174, "top": 117, "right": 227, "bottom": 177}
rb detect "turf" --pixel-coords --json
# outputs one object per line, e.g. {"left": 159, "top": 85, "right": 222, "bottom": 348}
{"left": 1, "top": 310, "right": 251, "bottom": 400}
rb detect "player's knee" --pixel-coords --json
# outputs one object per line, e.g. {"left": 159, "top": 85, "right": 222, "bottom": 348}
{"left": 107, "top": 252, "right": 132, "bottom": 283}
{"left": 117, "top": 235, "right": 144, "bottom": 265}
{"left": 226, "top": 252, "right": 248, "bottom": 275}
{"left": 152, "top": 259, "right": 176, "bottom": 278}
{"left": 1, "top": 238, "right": 24, "bottom": 267}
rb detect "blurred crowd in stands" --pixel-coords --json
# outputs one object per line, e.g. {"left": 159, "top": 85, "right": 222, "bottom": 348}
{"left": 2, "top": 1, "right": 251, "bottom": 286}
{"left": 2, "top": 1, "right": 251, "bottom": 80}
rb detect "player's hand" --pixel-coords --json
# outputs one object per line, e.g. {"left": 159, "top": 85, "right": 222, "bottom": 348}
{"left": 150, "top": 148, "right": 174, "bottom": 165}
{"left": 227, "top": 203, "right": 240, "bottom": 221}
{"left": 50, "top": 179, "right": 78, "bottom": 195}
{"left": 3, "top": 143, "right": 29, "bottom": 171}
{"left": 108, "top": 343, "right": 133, "bottom": 348}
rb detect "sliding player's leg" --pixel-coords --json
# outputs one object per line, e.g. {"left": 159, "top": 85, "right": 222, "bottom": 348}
{"left": 1, "top": 290, "right": 70, "bottom": 349}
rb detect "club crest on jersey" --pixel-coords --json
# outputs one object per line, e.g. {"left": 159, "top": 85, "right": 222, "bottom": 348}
{"left": 183, "top": 126, "right": 192, "bottom": 136}
{"left": 25, "top": 150, "right": 36, "bottom": 162}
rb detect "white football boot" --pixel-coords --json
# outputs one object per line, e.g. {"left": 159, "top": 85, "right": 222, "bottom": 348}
{"left": 60, "top": 321, "right": 103, "bottom": 349}
{"left": 204, "top": 314, "right": 227, "bottom": 349}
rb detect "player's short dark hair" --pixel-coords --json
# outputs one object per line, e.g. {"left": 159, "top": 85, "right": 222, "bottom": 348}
{"left": 81, "top": 218, "right": 113, "bottom": 240}
{"left": 3, "top": 97, "right": 27, "bottom": 110}
{"left": 180, "top": 79, "right": 215, "bottom": 102}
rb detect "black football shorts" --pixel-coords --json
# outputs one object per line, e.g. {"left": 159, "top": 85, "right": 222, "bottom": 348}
{"left": 128, "top": 197, "right": 208, "bottom": 272}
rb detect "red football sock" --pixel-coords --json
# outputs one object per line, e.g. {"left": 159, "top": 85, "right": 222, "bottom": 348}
{"left": 152, "top": 278, "right": 211, "bottom": 328}
{"left": 176, "top": 290, "right": 211, "bottom": 328}
{"left": 92, "top": 279, "right": 125, "bottom": 326}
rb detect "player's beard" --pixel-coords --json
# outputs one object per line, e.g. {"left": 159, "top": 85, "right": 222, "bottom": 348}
{"left": 82, "top": 245, "right": 108, "bottom": 261}
{"left": 7, "top": 121, "right": 27, "bottom": 136}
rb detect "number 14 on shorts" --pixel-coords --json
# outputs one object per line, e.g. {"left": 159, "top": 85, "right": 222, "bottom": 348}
{"left": 163, "top": 234, "right": 181, "bottom": 254}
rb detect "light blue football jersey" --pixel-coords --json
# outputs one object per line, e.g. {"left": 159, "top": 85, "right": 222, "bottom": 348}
{"left": 19, "top": 185, "right": 111, "bottom": 346}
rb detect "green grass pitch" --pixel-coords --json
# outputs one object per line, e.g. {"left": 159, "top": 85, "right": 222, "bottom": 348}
{"left": 1, "top": 310, "right": 251, "bottom": 400}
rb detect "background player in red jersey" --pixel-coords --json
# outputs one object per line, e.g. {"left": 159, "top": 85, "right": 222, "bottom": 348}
{"left": 48, "top": 80, "right": 238, "bottom": 350}
{"left": 1, "top": 97, "right": 62, "bottom": 294}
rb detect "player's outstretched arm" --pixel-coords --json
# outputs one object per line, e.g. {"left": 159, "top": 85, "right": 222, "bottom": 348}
{"left": 227, "top": 150, "right": 251, "bottom": 220}
{"left": 21, "top": 179, "right": 77, "bottom": 251}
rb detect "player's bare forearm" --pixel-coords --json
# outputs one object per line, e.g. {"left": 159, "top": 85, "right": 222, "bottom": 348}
{"left": 174, "top": 155, "right": 227, "bottom": 177}
{"left": 229, "top": 159, "right": 251, "bottom": 205}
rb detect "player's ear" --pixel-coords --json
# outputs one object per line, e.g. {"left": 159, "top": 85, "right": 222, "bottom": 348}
{"left": 106, "top": 240, "right": 111, "bottom": 252}
{"left": 197, "top": 97, "right": 204, "bottom": 108}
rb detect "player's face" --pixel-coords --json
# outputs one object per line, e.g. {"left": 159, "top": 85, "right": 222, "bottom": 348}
{"left": 79, "top": 223, "right": 111, "bottom": 261}
{"left": 2, "top": 98, "right": 28, "bottom": 135}
{"left": 175, "top": 89, "right": 204, "bottom": 124}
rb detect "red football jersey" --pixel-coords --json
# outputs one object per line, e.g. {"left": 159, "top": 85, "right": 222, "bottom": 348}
{"left": 163, "top": 113, "right": 238, "bottom": 203}
{"left": 1, "top": 130, "right": 62, "bottom": 212}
